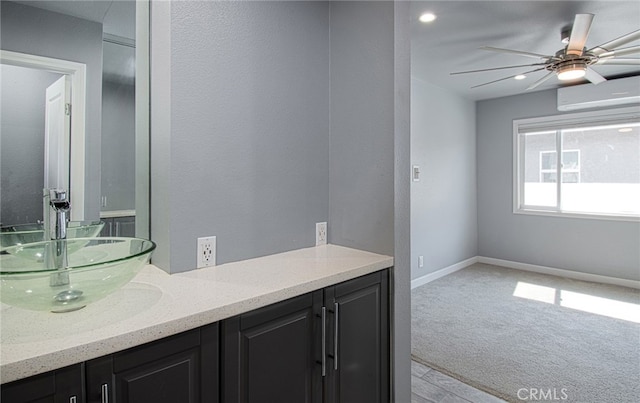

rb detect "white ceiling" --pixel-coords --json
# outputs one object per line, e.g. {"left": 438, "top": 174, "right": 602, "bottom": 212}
{"left": 410, "top": 1, "right": 640, "bottom": 101}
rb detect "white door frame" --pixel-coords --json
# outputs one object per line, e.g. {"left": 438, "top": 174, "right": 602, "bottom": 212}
{"left": 0, "top": 50, "right": 86, "bottom": 220}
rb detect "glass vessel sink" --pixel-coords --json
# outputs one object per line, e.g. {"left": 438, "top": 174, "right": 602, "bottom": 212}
{"left": 0, "top": 237, "right": 155, "bottom": 312}
{"left": 0, "top": 220, "right": 105, "bottom": 249}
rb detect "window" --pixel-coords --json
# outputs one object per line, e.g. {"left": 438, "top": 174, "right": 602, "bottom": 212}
{"left": 539, "top": 150, "right": 580, "bottom": 183}
{"left": 514, "top": 107, "right": 640, "bottom": 220}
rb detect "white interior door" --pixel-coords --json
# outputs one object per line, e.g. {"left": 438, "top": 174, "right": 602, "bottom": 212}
{"left": 44, "top": 75, "right": 71, "bottom": 192}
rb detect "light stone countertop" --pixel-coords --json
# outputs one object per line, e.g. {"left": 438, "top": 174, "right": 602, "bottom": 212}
{"left": 0, "top": 244, "right": 393, "bottom": 384}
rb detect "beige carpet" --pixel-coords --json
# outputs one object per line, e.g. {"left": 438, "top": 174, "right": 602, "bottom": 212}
{"left": 411, "top": 263, "right": 640, "bottom": 403}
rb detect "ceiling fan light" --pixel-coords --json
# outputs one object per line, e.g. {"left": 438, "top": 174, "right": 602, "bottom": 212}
{"left": 557, "top": 62, "right": 587, "bottom": 81}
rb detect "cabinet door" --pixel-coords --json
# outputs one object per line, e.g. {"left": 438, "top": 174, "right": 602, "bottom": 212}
{"left": 325, "top": 270, "right": 389, "bottom": 403}
{"left": 85, "top": 323, "right": 219, "bottom": 403}
{"left": 0, "top": 364, "right": 84, "bottom": 403}
{"left": 99, "top": 218, "right": 113, "bottom": 236}
{"left": 223, "top": 291, "right": 323, "bottom": 403}
{"left": 113, "top": 216, "right": 135, "bottom": 237}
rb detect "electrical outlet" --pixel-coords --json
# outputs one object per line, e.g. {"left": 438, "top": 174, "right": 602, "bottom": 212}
{"left": 197, "top": 236, "right": 216, "bottom": 268}
{"left": 316, "top": 222, "right": 327, "bottom": 246}
{"left": 418, "top": 255, "right": 424, "bottom": 268}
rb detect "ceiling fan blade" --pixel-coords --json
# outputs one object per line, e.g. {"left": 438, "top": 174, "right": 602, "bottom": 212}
{"left": 588, "top": 29, "right": 640, "bottom": 56}
{"left": 451, "top": 63, "right": 547, "bottom": 75}
{"left": 598, "top": 45, "right": 640, "bottom": 58}
{"left": 471, "top": 67, "right": 546, "bottom": 89}
{"left": 479, "top": 46, "right": 552, "bottom": 60}
{"left": 526, "top": 72, "right": 555, "bottom": 90}
{"left": 595, "top": 58, "right": 640, "bottom": 65}
{"left": 584, "top": 67, "right": 606, "bottom": 85}
{"left": 567, "top": 14, "right": 594, "bottom": 56}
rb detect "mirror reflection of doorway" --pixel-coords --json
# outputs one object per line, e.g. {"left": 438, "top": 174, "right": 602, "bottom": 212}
{"left": 0, "top": 64, "right": 67, "bottom": 225}
{"left": 1, "top": 0, "right": 148, "bottom": 239}
{"left": 0, "top": 50, "right": 86, "bottom": 224}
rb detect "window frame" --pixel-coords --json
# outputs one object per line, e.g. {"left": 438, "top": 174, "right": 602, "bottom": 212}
{"left": 513, "top": 106, "right": 640, "bottom": 222}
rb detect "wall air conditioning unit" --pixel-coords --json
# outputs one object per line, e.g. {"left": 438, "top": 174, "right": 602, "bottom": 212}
{"left": 557, "top": 75, "right": 640, "bottom": 111}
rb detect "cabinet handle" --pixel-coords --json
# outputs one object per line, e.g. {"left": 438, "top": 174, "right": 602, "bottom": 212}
{"left": 101, "top": 383, "right": 109, "bottom": 403}
{"left": 334, "top": 302, "right": 339, "bottom": 371}
{"left": 321, "top": 306, "right": 326, "bottom": 377}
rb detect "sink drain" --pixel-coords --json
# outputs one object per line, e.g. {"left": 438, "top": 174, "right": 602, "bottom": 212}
{"left": 51, "top": 289, "right": 86, "bottom": 313}
{"left": 54, "top": 289, "right": 83, "bottom": 302}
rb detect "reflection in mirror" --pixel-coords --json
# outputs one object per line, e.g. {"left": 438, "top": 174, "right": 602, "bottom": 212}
{"left": 0, "top": 64, "right": 66, "bottom": 225}
{"left": 0, "top": 0, "right": 149, "bottom": 239}
{"left": 1, "top": 51, "right": 86, "bottom": 224}
{"left": 101, "top": 35, "right": 136, "bottom": 236}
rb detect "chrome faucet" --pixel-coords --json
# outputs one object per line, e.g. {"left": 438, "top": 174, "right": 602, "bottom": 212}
{"left": 46, "top": 189, "right": 70, "bottom": 286}
{"left": 49, "top": 189, "right": 70, "bottom": 242}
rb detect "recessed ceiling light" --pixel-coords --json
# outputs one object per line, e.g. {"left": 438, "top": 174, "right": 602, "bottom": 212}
{"left": 419, "top": 13, "right": 437, "bottom": 23}
{"left": 514, "top": 74, "right": 526, "bottom": 80}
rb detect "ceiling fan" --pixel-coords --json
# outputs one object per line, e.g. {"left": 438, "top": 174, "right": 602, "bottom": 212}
{"left": 451, "top": 13, "right": 640, "bottom": 90}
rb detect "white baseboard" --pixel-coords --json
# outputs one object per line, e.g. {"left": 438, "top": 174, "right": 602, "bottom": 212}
{"left": 411, "top": 256, "right": 640, "bottom": 290}
{"left": 478, "top": 256, "right": 640, "bottom": 290}
{"left": 411, "top": 257, "right": 479, "bottom": 289}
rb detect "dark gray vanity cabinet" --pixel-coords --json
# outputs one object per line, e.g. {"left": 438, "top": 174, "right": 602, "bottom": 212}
{"left": 222, "top": 269, "right": 389, "bottom": 403}
{"left": 85, "top": 323, "right": 219, "bottom": 403}
{"left": 0, "top": 363, "right": 84, "bottom": 403}
{"left": 222, "top": 292, "right": 323, "bottom": 402}
{"left": 0, "top": 324, "right": 218, "bottom": 403}
{"left": 1, "top": 269, "right": 388, "bottom": 403}
{"left": 324, "top": 270, "right": 389, "bottom": 403}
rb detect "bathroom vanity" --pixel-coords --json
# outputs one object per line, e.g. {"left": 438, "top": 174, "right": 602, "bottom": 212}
{"left": 0, "top": 245, "right": 392, "bottom": 402}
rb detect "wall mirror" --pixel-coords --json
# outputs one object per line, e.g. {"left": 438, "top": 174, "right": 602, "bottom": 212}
{"left": 0, "top": 0, "right": 149, "bottom": 239}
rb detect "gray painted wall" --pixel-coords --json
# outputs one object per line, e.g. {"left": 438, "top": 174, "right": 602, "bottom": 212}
{"left": 393, "top": 1, "right": 412, "bottom": 400}
{"left": 0, "top": 65, "right": 62, "bottom": 225}
{"left": 155, "top": 0, "right": 400, "bottom": 268}
{"left": 1, "top": 1, "right": 103, "bottom": 221}
{"left": 477, "top": 89, "right": 640, "bottom": 281}
{"left": 329, "top": 1, "right": 395, "bottom": 256}
{"left": 157, "top": 0, "right": 331, "bottom": 272}
{"left": 410, "top": 78, "right": 478, "bottom": 279}
{"left": 149, "top": 0, "right": 172, "bottom": 272}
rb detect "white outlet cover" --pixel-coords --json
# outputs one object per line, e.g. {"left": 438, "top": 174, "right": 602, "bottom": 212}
{"left": 197, "top": 236, "right": 216, "bottom": 268}
{"left": 316, "top": 222, "right": 327, "bottom": 246}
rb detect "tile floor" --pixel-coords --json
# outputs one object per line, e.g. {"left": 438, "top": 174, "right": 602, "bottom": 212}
{"left": 412, "top": 360, "right": 507, "bottom": 403}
